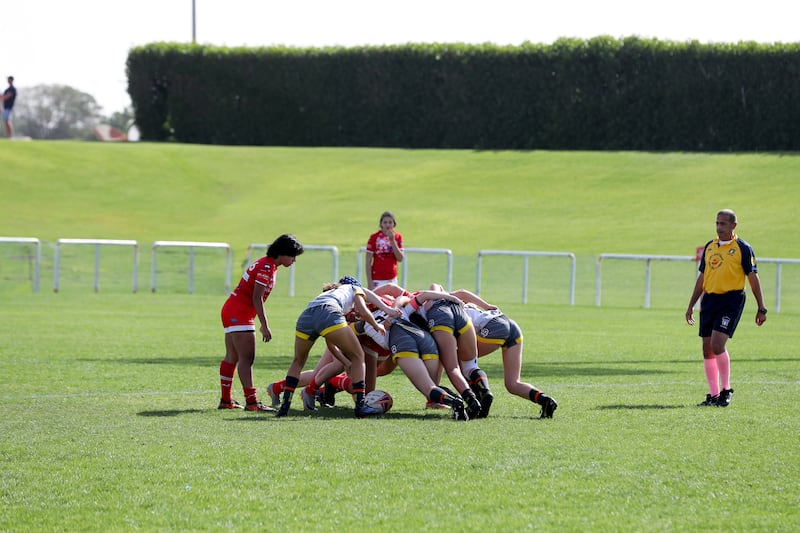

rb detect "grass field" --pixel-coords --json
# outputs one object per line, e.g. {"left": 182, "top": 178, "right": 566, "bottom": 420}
{"left": 1, "top": 143, "right": 799, "bottom": 531}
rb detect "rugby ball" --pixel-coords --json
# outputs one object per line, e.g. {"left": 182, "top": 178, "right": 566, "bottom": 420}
{"left": 364, "top": 390, "right": 393, "bottom": 413}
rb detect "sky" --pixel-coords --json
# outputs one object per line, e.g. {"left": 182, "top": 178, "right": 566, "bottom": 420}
{"left": 3, "top": 0, "right": 797, "bottom": 115}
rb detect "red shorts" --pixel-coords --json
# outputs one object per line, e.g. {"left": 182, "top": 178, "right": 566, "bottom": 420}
{"left": 221, "top": 296, "right": 256, "bottom": 333}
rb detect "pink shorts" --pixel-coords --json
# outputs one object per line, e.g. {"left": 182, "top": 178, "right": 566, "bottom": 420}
{"left": 221, "top": 297, "right": 256, "bottom": 333}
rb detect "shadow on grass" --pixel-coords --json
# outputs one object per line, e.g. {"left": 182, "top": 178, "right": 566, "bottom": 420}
{"left": 595, "top": 404, "right": 685, "bottom": 410}
{"left": 137, "top": 409, "right": 206, "bottom": 417}
{"left": 491, "top": 364, "right": 675, "bottom": 379}
{"left": 228, "top": 407, "right": 454, "bottom": 422}
{"left": 77, "top": 355, "right": 296, "bottom": 370}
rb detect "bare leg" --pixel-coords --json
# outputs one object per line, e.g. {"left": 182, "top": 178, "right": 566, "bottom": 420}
{"left": 225, "top": 331, "right": 256, "bottom": 389}
{"left": 432, "top": 330, "right": 470, "bottom": 394}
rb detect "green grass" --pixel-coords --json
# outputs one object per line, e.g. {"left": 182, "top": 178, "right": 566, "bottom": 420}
{"left": 1, "top": 143, "right": 799, "bottom": 531}
{"left": 1, "top": 293, "right": 798, "bottom": 531}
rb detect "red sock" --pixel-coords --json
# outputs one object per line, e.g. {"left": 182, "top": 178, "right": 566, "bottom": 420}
{"left": 219, "top": 360, "right": 236, "bottom": 402}
{"left": 270, "top": 380, "right": 285, "bottom": 395}
{"left": 244, "top": 387, "right": 258, "bottom": 404}
{"left": 305, "top": 377, "right": 319, "bottom": 395}
{"left": 329, "top": 373, "right": 351, "bottom": 392}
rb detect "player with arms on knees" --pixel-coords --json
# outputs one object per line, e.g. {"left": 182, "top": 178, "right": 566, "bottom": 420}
{"left": 217, "top": 234, "right": 304, "bottom": 411}
{"left": 275, "top": 276, "right": 400, "bottom": 418}
{"left": 380, "top": 283, "right": 483, "bottom": 418}
{"left": 686, "top": 209, "right": 767, "bottom": 407}
{"left": 449, "top": 288, "right": 558, "bottom": 418}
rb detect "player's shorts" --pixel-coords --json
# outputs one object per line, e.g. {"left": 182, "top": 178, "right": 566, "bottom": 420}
{"left": 2, "top": 109, "right": 13, "bottom": 121}
{"left": 388, "top": 318, "right": 439, "bottom": 363}
{"left": 475, "top": 315, "right": 523, "bottom": 349}
{"left": 699, "top": 290, "right": 746, "bottom": 338}
{"left": 295, "top": 303, "right": 348, "bottom": 341}
{"left": 221, "top": 296, "right": 256, "bottom": 333}
{"left": 425, "top": 300, "right": 472, "bottom": 337}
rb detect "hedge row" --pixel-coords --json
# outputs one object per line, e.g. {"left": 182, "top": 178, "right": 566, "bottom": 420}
{"left": 127, "top": 37, "right": 800, "bottom": 150}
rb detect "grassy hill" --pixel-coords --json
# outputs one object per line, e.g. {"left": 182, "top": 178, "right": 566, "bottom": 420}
{"left": 2, "top": 141, "right": 799, "bottom": 308}
{"left": 2, "top": 142, "right": 797, "bottom": 257}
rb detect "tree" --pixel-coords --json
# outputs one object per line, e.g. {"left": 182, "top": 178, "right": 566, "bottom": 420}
{"left": 104, "top": 106, "right": 136, "bottom": 132}
{"left": 13, "top": 84, "right": 103, "bottom": 140}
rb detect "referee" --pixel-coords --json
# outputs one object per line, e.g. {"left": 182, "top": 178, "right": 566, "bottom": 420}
{"left": 686, "top": 209, "right": 767, "bottom": 407}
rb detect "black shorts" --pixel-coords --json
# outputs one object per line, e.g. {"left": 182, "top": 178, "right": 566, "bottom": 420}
{"left": 699, "top": 291, "right": 746, "bottom": 338}
{"left": 425, "top": 300, "right": 472, "bottom": 337}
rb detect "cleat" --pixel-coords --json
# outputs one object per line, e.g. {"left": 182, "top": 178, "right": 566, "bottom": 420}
{"left": 266, "top": 382, "right": 281, "bottom": 409}
{"left": 465, "top": 396, "right": 482, "bottom": 420}
{"left": 425, "top": 401, "right": 449, "bottom": 410}
{"left": 539, "top": 396, "right": 558, "bottom": 419}
{"left": 697, "top": 394, "right": 719, "bottom": 406}
{"left": 301, "top": 389, "right": 318, "bottom": 411}
{"left": 245, "top": 401, "right": 276, "bottom": 413}
{"left": 321, "top": 381, "right": 338, "bottom": 407}
{"left": 451, "top": 398, "right": 469, "bottom": 421}
{"left": 716, "top": 388, "right": 734, "bottom": 407}
{"left": 354, "top": 401, "right": 382, "bottom": 418}
{"left": 476, "top": 390, "right": 494, "bottom": 418}
{"left": 217, "top": 399, "right": 245, "bottom": 410}
{"left": 275, "top": 402, "right": 290, "bottom": 417}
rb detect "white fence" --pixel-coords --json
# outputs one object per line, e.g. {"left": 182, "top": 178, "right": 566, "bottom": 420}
{"left": 246, "top": 244, "right": 339, "bottom": 297}
{"left": 357, "top": 247, "right": 453, "bottom": 291}
{"left": 3, "top": 236, "right": 799, "bottom": 313}
{"left": 595, "top": 253, "right": 695, "bottom": 308}
{"left": 477, "top": 250, "right": 576, "bottom": 305}
{"left": 151, "top": 241, "right": 232, "bottom": 294}
{"left": 595, "top": 253, "right": 799, "bottom": 313}
{"left": 760, "top": 258, "right": 800, "bottom": 314}
{"left": 54, "top": 238, "right": 139, "bottom": 293}
{"left": 0, "top": 237, "right": 41, "bottom": 292}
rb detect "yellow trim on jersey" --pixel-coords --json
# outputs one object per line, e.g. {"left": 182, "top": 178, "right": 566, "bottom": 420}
{"left": 477, "top": 336, "right": 505, "bottom": 346}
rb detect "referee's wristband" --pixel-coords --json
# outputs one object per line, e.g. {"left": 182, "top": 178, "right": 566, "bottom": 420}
{"left": 758, "top": 308, "right": 768, "bottom": 315}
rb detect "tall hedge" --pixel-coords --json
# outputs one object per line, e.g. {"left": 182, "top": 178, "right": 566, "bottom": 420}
{"left": 126, "top": 38, "right": 800, "bottom": 150}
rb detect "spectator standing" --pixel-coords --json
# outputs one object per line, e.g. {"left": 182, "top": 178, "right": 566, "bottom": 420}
{"left": 365, "top": 211, "right": 404, "bottom": 288}
{"left": 2, "top": 76, "right": 16, "bottom": 138}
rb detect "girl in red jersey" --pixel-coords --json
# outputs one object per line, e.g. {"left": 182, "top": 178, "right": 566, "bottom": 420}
{"left": 217, "top": 234, "right": 304, "bottom": 412}
{"left": 365, "top": 211, "right": 404, "bottom": 288}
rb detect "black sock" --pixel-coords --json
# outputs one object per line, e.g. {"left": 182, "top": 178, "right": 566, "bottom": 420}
{"left": 529, "top": 389, "right": 547, "bottom": 405}
{"left": 282, "top": 375, "right": 299, "bottom": 404}
{"left": 430, "top": 387, "right": 455, "bottom": 407}
{"left": 352, "top": 380, "right": 366, "bottom": 405}
{"left": 461, "top": 388, "right": 478, "bottom": 402}
{"left": 469, "top": 368, "right": 491, "bottom": 392}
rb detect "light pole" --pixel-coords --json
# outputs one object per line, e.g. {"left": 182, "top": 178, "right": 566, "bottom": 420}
{"left": 192, "top": 0, "right": 196, "bottom": 43}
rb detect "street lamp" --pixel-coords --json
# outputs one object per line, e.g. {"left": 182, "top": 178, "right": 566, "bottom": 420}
{"left": 192, "top": 0, "right": 196, "bottom": 43}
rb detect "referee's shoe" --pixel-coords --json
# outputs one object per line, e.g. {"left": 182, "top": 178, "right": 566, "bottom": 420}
{"left": 716, "top": 388, "right": 734, "bottom": 407}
